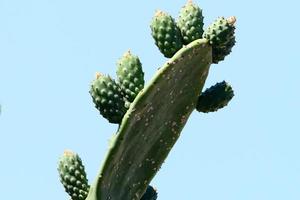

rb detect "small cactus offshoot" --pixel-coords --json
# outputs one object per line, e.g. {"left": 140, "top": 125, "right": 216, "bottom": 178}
{"left": 203, "top": 16, "right": 236, "bottom": 63}
{"left": 177, "top": 0, "right": 204, "bottom": 44}
{"left": 116, "top": 50, "right": 145, "bottom": 102}
{"left": 58, "top": 150, "right": 89, "bottom": 200}
{"left": 197, "top": 81, "right": 234, "bottom": 113}
{"left": 58, "top": 1, "right": 237, "bottom": 199}
{"left": 89, "top": 73, "right": 127, "bottom": 124}
{"left": 150, "top": 10, "right": 183, "bottom": 58}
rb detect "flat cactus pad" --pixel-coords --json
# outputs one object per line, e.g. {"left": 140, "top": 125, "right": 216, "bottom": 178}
{"left": 86, "top": 39, "right": 212, "bottom": 200}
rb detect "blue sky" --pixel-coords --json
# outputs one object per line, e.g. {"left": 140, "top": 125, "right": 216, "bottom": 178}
{"left": 0, "top": 0, "right": 299, "bottom": 199}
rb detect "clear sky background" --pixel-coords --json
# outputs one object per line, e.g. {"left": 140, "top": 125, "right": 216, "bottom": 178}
{"left": 0, "top": 0, "right": 299, "bottom": 199}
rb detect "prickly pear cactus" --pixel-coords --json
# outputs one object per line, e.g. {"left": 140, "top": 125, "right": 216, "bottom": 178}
{"left": 140, "top": 186, "right": 158, "bottom": 200}
{"left": 58, "top": 1, "right": 237, "bottom": 200}
{"left": 87, "top": 38, "right": 212, "bottom": 200}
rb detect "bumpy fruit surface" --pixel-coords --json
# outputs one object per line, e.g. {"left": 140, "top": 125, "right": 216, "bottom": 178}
{"left": 58, "top": 150, "right": 89, "bottom": 200}
{"left": 203, "top": 16, "right": 236, "bottom": 63}
{"left": 116, "top": 51, "right": 144, "bottom": 102}
{"left": 196, "top": 81, "right": 234, "bottom": 113}
{"left": 150, "top": 10, "right": 183, "bottom": 58}
{"left": 90, "top": 73, "right": 127, "bottom": 124}
{"left": 140, "top": 186, "right": 158, "bottom": 200}
{"left": 177, "top": 0, "right": 204, "bottom": 44}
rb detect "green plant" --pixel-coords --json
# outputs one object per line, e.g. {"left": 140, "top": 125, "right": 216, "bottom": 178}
{"left": 58, "top": 1, "right": 236, "bottom": 199}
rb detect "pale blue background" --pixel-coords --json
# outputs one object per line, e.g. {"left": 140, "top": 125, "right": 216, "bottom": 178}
{"left": 0, "top": 0, "right": 299, "bottom": 199}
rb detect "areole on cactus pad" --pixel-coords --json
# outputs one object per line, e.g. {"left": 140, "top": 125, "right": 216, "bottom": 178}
{"left": 58, "top": 1, "right": 237, "bottom": 200}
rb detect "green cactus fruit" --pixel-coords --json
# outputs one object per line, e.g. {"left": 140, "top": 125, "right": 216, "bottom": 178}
{"left": 89, "top": 73, "right": 127, "bottom": 124}
{"left": 196, "top": 81, "right": 234, "bottom": 113}
{"left": 177, "top": 0, "right": 204, "bottom": 44}
{"left": 203, "top": 16, "right": 236, "bottom": 63}
{"left": 140, "top": 186, "right": 158, "bottom": 200}
{"left": 116, "top": 51, "right": 145, "bottom": 103}
{"left": 150, "top": 10, "right": 183, "bottom": 58}
{"left": 58, "top": 150, "right": 90, "bottom": 200}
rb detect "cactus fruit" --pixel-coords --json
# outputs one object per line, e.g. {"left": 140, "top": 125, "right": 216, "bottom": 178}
{"left": 196, "top": 81, "right": 234, "bottom": 113}
{"left": 58, "top": 150, "right": 89, "bottom": 200}
{"left": 59, "top": 2, "right": 237, "bottom": 200}
{"left": 203, "top": 16, "right": 236, "bottom": 63}
{"left": 116, "top": 51, "right": 145, "bottom": 102}
{"left": 140, "top": 186, "right": 158, "bottom": 200}
{"left": 150, "top": 10, "right": 183, "bottom": 58}
{"left": 89, "top": 73, "right": 127, "bottom": 124}
{"left": 177, "top": 0, "right": 204, "bottom": 44}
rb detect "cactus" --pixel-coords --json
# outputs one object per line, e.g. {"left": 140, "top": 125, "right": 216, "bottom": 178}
{"left": 116, "top": 51, "right": 145, "bottom": 103}
{"left": 89, "top": 73, "right": 127, "bottom": 124}
{"left": 58, "top": 1, "right": 237, "bottom": 200}
{"left": 87, "top": 38, "right": 212, "bottom": 200}
{"left": 177, "top": 0, "right": 204, "bottom": 44}
{"left": 140, "top": 186, "right": 158, "bottom": 200}
{"left": 203, "top": 16, "right": 236, "bottom": 63}
{"left": 150, "top": 10, "right": 183, "bottom": 58}
{"left": 196, "top": 81, "right": 234, "bottom": 113}
{"left": 58, "top": 150, "right": 90, "bottom": 200}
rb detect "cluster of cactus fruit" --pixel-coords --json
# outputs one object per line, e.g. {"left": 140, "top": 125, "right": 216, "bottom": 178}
{"left": 58, "top": 1, "right": 236, "bottom": 199}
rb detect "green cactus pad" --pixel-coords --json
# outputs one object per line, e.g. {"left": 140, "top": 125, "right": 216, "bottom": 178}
{"left": 203, "top": 16, "right": 236, "bottom": 63}
{"left": 196, "top": 81, "right": 234, "bottom": 113}
{"left": 177, "top": 0, "right": 204, "bottom": 44}
{"left": 140, "top": 186, "right": 158, "bottom": 200}
{"left": 150, "top": 10, "right": 183, "bottom": 58}
{"left": 86, "top": 39, "right": 212, "bottom": 200}
{"left": 116, "top": 51, "right": 145, "bottom": 102}
{"left": 58, "top": 150, "right": 90, "bottom": 200}
{"left": 89, "top": 73, "right": 127, "bottom": 124}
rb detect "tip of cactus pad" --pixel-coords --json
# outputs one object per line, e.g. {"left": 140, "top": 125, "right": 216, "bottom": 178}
{"left": 187, "top": 0, "right": 193, "bottom": 4}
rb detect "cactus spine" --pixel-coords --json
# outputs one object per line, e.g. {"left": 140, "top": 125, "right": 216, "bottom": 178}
{"left": 58, "top": 1, "right": 237, "bottom": 199}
